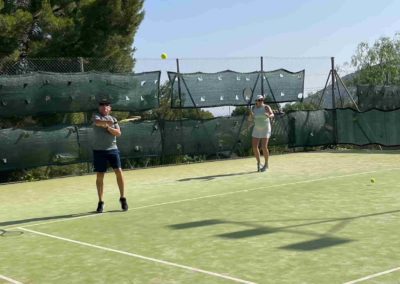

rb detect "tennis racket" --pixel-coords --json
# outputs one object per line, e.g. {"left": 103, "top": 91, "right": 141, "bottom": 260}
{"left": 242, "top": 87, "right": 253, "bottom": 105}
{"left": 119, "top": 116, "right": 141, "bottom": 123}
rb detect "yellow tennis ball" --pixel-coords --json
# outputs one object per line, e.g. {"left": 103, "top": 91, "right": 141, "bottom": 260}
{"left": 370, "top": 178, "right": 375, "bottom": 183}
{"left": 161, "top": 53, "right": 168, "bottom": 59}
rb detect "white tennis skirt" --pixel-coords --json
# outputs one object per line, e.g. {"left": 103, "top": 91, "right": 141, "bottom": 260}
{"left": 252, "top": 126, "right": 271, "bottom": 139}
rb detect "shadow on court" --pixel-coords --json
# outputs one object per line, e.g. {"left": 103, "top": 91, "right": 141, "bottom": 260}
{"left": 167, "top": 208, "right": 400, "bottom": 251}
{"left": 0, "top": 212, "right": 94, "bottom": 227}
{"left": 178, "top": 171, "right": 254, "bottom": 182}
{"left": 169, "top": 219, "right": 225, "bottom": 229}
{"left": 0, "top": 209, "right": 127, "bottom": 228}
{"left": 0, "top": 229, "right": 24, "bottom": 237}
{"left": 279, "top": 237, "right": 353, "bottom": 251}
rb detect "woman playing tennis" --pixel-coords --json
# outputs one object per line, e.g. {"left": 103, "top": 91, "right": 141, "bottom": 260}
{"left": 249, "top": 95, "right": 274, "bottom": 172}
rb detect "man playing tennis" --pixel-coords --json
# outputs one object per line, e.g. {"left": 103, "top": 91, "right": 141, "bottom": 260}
{"left": 92, "top": 99, "right": 128, "bottom": 213}
{"left": 249, "top": 95, "right": 274, "bottom": 172}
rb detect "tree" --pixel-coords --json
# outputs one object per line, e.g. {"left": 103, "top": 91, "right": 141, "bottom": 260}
{"left": 0, "top": 0, "right": 144, "bottom": 72}
{"left": 0, "top": 0, "right": 145, "bottom": 126}
{"left": 231, "top": 106, "right": 250, "bottom": 116}
{"left": 152, "top": 83, "right": 214, "bottom": 121}
{"left": 350, "top": 33, "right": 400, "bottom": 85}
{"left": 283, "top": 101, "right": 319, "bottom": 112}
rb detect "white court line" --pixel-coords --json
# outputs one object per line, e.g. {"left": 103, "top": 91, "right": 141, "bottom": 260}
{"left": 3, "top": 213, "right": 100, "bottom": 230}
{"left": 343, "top": 266, "right": 400, "bottom": 284}
{"left": 0, "top": 275, "right": 23, "bottom": 284}
{"left": 5, "top": 167, "right": 399, "bottom": 231}
{"left": 19, "top": 227, "right": 255, "bottom": 284}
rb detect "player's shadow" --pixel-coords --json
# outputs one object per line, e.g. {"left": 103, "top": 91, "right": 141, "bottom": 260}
{"left": 167, "top": 208, "right": 400, "bottom": 251}
{"left": 0, "top": 212, "right": 94, "bottom": 227}
{"left": 178, "top": 171, "right": 254, "bottom": 182}
{"left": 0, "top": 229, "right": 24, "bottom": 237}
{"left": 1, "top": 209, "right": 129, "bottom": 228}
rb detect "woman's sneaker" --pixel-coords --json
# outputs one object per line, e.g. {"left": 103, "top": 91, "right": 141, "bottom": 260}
{"left": 96, "top": 201, "right": 104, "bottom": 213}
{"left": 120, "top": 197, "right": 128, "bottom": 211}
{"left": 260, "top": 164, "right": 268, "bottom": 172}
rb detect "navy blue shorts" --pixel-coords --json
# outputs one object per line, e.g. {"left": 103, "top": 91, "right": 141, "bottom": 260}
{"left": 93, "top": 149, "right": 121, "bottom": 172}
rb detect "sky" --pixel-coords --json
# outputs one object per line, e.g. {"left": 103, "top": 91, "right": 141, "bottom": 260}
{"left": 135, "top": 0, "right": 400, "bottom": 65}
{"left": 133, "top": 0, "right": 400, "bottom": 115}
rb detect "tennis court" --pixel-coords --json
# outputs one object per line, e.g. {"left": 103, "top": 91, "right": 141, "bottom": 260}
{"left": 1, "top": 151, "right": 400, "bottom": 283}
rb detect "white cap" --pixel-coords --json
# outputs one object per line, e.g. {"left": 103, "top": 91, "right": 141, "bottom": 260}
{"left": 256, "top": 95, "right": 264, "bottom": 100}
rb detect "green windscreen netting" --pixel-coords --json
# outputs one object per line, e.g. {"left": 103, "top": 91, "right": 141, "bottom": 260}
{"left": 2, "top": 60, "right": 400, "bottom": 172}
{"left": 357, "top": 85, "right": 400, "bottom": 111}
{"left": 0, "top": 71, "right": 160, "bottom": 117}
{"left": 0, "top": 125, "right": 80, "bottom": 171}
{"left": 168, "top": 69, "right": 305, "bottom": 108}
{"left": 337, "top": 108, "right": 400, "bottom": 146}
{"left": 286, "top": 108, "right": 400, "bottom": 147}
{"left": 0, "top": 118, "right": 251, "bottom": 171}
{"left": 0, "top": 121, "right": 163, "bottom": 171}
{"left": 270, "top": 114, "right": 289, "bottom": 146}
{"left": 161, "top": 118, "right": 252, "bottom": 156}
{"left": 77, "top": 121, "right": 163, "bottom": 163}
{"left": 286, "top": 110, "right": 335, "bottom": 147}
{"left": 263, "top": 69, "right": 305, "bottom": 103}
{"left": 2, "top": 109, "right": 400, "bottom": 171}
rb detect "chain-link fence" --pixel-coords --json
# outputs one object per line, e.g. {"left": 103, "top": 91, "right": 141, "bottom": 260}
{"left": 0, "top": 57, "right": 134, "bottom": 74}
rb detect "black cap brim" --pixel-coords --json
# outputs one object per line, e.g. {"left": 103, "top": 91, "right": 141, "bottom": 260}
{"left": 98, "top": 99, "right": 110, "bottom": 105}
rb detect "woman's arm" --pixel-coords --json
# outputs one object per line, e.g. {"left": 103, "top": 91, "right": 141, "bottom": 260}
{"left": 247, "top": 108, "right": 255, "bottom": 121}
{"left": 265, "top": 105, "right": 274, "bottom": 119}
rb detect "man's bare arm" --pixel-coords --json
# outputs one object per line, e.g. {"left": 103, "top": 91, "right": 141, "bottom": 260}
{"left": 95, "top": 120, "right": 113, "bottom": 128}
{"left": 106, "top": 125, "right": 121, "bottom": 137}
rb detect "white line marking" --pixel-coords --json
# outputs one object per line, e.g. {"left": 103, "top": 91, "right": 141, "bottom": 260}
{"left": 19, "top": 227, "right": 255, "bottom": 284}
{"left": 3, "top": 213, "right": 100, "bottom": 230}
{"left": 4, "top": 167, "right": 399, "bottom": 231}
{"left": 343, "top": 266, "right": 400, "bottom": 284}
{"left": 0, "top": 275, "right": 23, "bottom": 284}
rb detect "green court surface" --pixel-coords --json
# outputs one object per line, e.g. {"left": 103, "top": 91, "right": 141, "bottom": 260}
{"left": 1, "top": 151, "right": 400, "bottom": 284}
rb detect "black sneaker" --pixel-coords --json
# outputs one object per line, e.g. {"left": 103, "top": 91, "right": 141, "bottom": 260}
{"left": 260, "top": 164, "right": 268, "bottom": 172}
{"left": 96, "top": 201, "right": 104, "bottom": 213}
{"left": 120, "top": 197, "right": 128, "bottom": 211}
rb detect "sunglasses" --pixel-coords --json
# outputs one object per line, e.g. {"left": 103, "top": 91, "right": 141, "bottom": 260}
{"left": 99, "top": 103, "right": 110, "bottom": 106}
{"left": 256, "top": 99, "right": 263, "bottom": 102}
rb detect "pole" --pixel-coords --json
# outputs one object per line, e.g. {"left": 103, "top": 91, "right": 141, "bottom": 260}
{"left": 261, "top": 56, "right": 264, "bottom": 97}
{"left": 79, "top": 57, "right": 90, "bottom": 173}
{"left": 335, "top": 70, "right": 360, "bottom": 111}
{"left": 331, "top": 57, "right": 338, "bottom": 146}
{"left": 176, "top": 58, "right": 182, "bottom": 107}
{"left": 331, "top": 57, "right": 336, "bottom": 110}
{"left": 79, "top": 57, "right": 85, "bottom": 72}
{"left": 176, "top": 58, "right": 184, "bottom": 156}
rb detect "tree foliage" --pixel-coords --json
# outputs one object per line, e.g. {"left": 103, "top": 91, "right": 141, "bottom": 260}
{"left": 283, "top": 101, "right": 319, "bottom": 112}
{"left": 231, "top": 106, "right": 250, "bottom": 116}
{"left": 153, "top": 83, "right": 214, "bottom": 120}
{"left": 0, "top": 0, "right": 144, "bottom": 71}
{"left": 350, "top": 33, "right": 400, "bottom": 85}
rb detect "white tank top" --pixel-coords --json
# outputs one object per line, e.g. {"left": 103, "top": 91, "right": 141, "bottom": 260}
{"left": 253, "top": 105, "right": 270, "bottom": 129}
